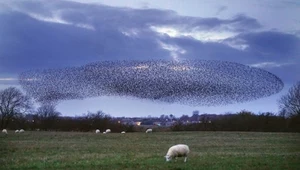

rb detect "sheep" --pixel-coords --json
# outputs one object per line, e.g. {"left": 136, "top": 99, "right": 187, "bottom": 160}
{"left": 15, "top": 130, "right": 20, "bottom": 133}
{"left": 103, "top": 132, "right": 106, "bottom": 134}
{"left": 95, "top": 129, "right": 100, "bottom": 133}
{"left": 145, "top": 128, "right": 152, "bottom": 133}
{"left": 2, "top": 129, "right": 8, "bottom": 134}
{"left": 19, "top": 129, "right": 25, "bottom": 133}
{"left": 165, "top": 144, "right": 190, "bottom": 162}
{"left": 121, "top": 131, "right": 126, "bottom": 134}
{"left": 105, "top": 129, "right": 111, "bottom": 133}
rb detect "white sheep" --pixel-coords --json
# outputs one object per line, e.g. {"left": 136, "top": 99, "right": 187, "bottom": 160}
{"left": 19, "top": 129, "right": 25, "bottom": 133}
{"left": 105, "top": 129, "right": 111, "bottom": 133}
{"left": 95, "top": 129, "right": 100, "bottom": 133}
{"left": 121, "top": 131, "right": 126, "bottom": 134}
{"left": 145, "top": 128, "right": 152, "bottom": 133}
{"left": 2, "top": 129, "right": 8, "bottom": 134}
{"left": 15, "top": 130, "right": 19, "bottom": 133}
{"left": 165, "top": 144, "right": 190, "bottom": 162}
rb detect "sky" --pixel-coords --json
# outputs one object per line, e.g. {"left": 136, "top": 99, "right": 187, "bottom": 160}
{"left": 0, "top": 0, "right": 299, "bottom": 117}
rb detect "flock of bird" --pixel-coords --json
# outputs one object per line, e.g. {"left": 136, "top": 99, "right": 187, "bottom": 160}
{"left": 19, "top": 60, "right": 284, "bottom": 106}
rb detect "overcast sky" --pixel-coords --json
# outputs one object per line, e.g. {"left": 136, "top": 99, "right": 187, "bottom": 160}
{"left": 0, "top": 0, "right": 299, "bottom": 117}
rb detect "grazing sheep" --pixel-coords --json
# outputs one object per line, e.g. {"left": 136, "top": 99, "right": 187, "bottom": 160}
{"left": 165, "top": 144, "right": 190, "bottom": 162}
{"left": 103, "top": 132, "right": 106, "bottom": 134}
{"left": 105, "top": 129, "right": 111, "bottom": 133}
{"left": 15, "top": 130, "right": 19, "bottom": 133}
{"left": 2, "top": 129, "right": 8, "bottom": 134}
{"left": 121, "top": 131, "right": 126, "bottom": 134}
{"left": 19, "top": 129, "right": 25, "bottom": 133}
{"left": 95, "top": 129, "right": 100, "bottom": 133}
{"left": 145, "top": 129, "right": 152, "bottom": 133}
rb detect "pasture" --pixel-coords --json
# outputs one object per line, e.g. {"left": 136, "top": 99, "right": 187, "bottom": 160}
{"left": 1, "top": 131, "right": 299, "bottom": 170}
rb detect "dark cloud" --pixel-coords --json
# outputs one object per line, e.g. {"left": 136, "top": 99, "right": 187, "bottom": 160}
{"left": 234, "top": 31, "right": 300, "bottom": 60}
{"left": 0, "top": 11, "right": 168, "bottom": 73}
{"left": 0, "top": 0, "right": 299, "bottom": 85}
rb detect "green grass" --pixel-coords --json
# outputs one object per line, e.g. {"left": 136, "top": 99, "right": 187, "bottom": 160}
{"left": 1, "top": 131, "right": 299, "bottom": 170}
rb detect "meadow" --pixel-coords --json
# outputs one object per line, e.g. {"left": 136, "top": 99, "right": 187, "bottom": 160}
{"left": 0, "top": 131, "right": 299, "bottom": 170}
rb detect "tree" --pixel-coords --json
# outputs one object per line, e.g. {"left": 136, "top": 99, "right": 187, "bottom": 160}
{"left": 84, "top": 110, "right": 111, "bottom": 130}
{"left": 85, "top": 110, "right": 110, "bottom": 120}
{"left": 36, "top": 103, "right": 61, "bottom": 130}
{"left": 0, "top": 87, "right": 33, "bottom": 128}
{"left": 160, "top": 114, "right": 169, "bottom": 121}
{"left": 169, "top": 114, "right": 176, "bottom": 121}
{"left": 191, "top": 111, "right": 199, "bottom": 121}
{"left": 278, "top": 82, "right": 300, "bottom": 117}
{"left": 179, "top": 114, "right": 190, "bottom": 122}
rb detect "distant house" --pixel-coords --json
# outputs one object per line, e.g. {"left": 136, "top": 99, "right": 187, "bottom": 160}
{"left": 118, "top": 118, "right": 135, "bottom": 125}
{"left": 153, "top": 122, "right": 161, "bottom": 126}
{"left": 165, "top": 121, "right": 176, "bottom": 126}
{"left": 135, "top": 121, "right": 142, "bottom": 126}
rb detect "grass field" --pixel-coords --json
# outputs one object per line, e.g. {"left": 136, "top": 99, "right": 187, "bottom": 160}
{"left": 1, "top": 131, "right": 299, "bottom": 170}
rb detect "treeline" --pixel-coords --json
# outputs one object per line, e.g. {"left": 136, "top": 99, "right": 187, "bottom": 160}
{"left": 2, "top": 83, "right": 300, "bottom": 133}
{"left": 6, "top": 111, "right": 135, "bottom": 132}
{"left": 171, "top": 111, "right": 300, "bottom": 132}
{"left": 4, "top": 110, "right": 300, "bottom": 132}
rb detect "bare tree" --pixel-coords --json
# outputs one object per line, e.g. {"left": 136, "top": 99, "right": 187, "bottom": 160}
{"left": 85, "top": 110, "right": 111, "bottom": 130}
{"left": 85, "top": 110, "right": 110, "bottom": 120}
{"left": 278, "top": 81, "right": 300, "bottom": 117}
{"left": 36, "top": 103, "right": 61, "bottom": 130}
{"left": 0, "top": 87, "right": 33, "bottom": 128}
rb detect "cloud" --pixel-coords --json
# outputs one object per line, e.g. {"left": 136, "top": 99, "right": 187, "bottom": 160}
{"left": 0, "top": 1, "right": 261, "bottom": 71}
{"left": 0, "top": 77, "right": 19, "bottom": 85}
{"left": 27, "top": 12, "right": 95, "bottom": 30}
{"left": 0, "top": 0, "right": 299, "bottom": 86}
{"left": 158, "top": 41, "right": 186, "bottom": 61}
{"left": 236, "top": 31, "right": 300, "bottom": 58}
{"left": 215, "top": 5, "right": 227, "bottom": 15}
{"left": 149, "top": 14, "right": 261, "bottom": 41}
{"left": 223, "top": 31, "right": 300, "bottom": 61}
{"left": 250, "top": 62, "right": 294, "bottom": 68}
{"left": 0, "top": 78, "right": 17, "bottom": 81}
{"left": 150, "top": 26, "right": 237, "bottom": 42}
